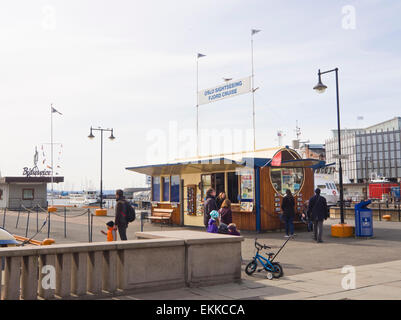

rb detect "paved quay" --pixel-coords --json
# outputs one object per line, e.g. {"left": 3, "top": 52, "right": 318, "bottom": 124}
{"left": 3, "top": 208, "right": 401, "bottom": 299}
{"left": 110, "top": 260, "right": 401, "bottom": 300}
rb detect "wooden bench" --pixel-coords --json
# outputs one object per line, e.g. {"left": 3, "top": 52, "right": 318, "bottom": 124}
{"left": 148, "top": 208, "right": 173, "bottom": 225}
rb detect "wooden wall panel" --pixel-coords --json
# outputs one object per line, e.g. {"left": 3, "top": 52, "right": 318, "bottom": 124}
{"left": 259, "top": 167, "right": 314, "bottom": 231}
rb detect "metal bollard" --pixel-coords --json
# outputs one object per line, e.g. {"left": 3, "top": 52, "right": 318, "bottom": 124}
{"left": 88, "top": 209, "right": 91, "bottom": 242}
{"left": 379, "top": 203, "right": 382, "bottom": 221}
{"left": 36, "top": 206, "right": 39, "bottom": 232}
{"left": 47, "top": 210, "right": 51, "bottom": 238}
{"left": 16, "top": 209, "right": 21, "bottom": 228}
{"left": 64, "top": 207, "right": 67, "bottom": 238}
{"left": 25, "top": 210, "right": 30, "bottom": 237}
{"left": 2, "top": 208, "right": 6, "bottom": 228}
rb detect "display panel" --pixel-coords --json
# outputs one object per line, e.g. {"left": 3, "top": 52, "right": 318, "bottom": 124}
{"left": 270, "top": 168, "right": 304, "bottom": 196}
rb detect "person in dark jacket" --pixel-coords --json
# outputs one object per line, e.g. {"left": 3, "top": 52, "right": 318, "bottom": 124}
{"left": 216, "top": 192, "right": 227, "bottom": 209}
{"left": 114, "top": 189, "right": 128, "bottom": 240}
{"left": 218, "top": 199, "right": 233, "bottom": 225}
{"left": 281, "top": 189, "right": 295, "bottom": 238}
{"left": 204, "top": 188, "right": 217, "bottom": 228}
{"left": 307, "top": 188, "right": 329, "bottom": 243}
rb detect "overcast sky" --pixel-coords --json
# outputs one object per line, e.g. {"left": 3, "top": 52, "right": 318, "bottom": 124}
{"left": 0, "top": 0, "right": 400, "bottom": 190}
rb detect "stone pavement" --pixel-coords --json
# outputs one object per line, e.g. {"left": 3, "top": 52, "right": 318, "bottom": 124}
{"left": 110, "top": 260, "right": 401, "bottom": 300}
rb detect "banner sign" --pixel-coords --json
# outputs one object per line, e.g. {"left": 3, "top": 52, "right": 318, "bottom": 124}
{"left": 198, "top": 76, "right": 252, "bottom": 105}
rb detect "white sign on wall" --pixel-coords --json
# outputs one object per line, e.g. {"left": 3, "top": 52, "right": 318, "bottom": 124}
{"left": 198, "top": 76, "right": 252, "bottom": 105}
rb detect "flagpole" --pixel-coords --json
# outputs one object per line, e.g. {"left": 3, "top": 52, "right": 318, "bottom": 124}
{"left": 50, "top": 103, "right": 54, "bottom": 206}
{"left": 251, "top": 32, "right": 256, "bottom": 152}
{"left": 196, "top": 55, "right": 199, "bottom": 157}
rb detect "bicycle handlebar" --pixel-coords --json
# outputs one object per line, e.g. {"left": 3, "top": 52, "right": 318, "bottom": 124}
{"left": 255, "top": 240, "right": 271, "bottom": 250}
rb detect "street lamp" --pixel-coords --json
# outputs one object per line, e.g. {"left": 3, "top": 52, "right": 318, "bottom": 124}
{"left": 314, "top": 68, "right": 352, "bottom": 237}
{"left": 88, "top": 126, "right": 115, "bottom": 209}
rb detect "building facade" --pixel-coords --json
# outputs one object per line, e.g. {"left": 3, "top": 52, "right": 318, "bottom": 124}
{"left": 325, "top": 117, "right": 401, "bottom": 183}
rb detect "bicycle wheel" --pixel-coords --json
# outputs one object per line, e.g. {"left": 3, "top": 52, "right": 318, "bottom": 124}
{"left": 272, "top": 262, "right": 283, "bottom": 278}
{"left": 245, "top": 260, "right": 258, "bottom": 275}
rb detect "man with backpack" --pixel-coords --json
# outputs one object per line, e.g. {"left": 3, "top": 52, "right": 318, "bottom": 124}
{"left": 307, "top": 188, "right": 329, "bottom": 243}
{"left": 114, "top": 189, "right": 135, "bottom": 240}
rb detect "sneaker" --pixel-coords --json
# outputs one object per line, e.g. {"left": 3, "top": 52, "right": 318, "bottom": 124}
{"left": 291, "top": 233, "right": 296, "bottom": 237}
{"left": 317, "top": 240, "right": 324, "bottom": 243}
{"left": 284, "top": 235, "right": 290, "bottom": 238}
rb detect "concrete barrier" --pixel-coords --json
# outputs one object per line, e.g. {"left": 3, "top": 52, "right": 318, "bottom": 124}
{"left": 330, "top": 206, "right": 401, "bottom": 222}
{"left": 136, "top": 230, "right": 244, "bottom": 287}
{"left": 0, "top": 231, "right": 243, "bottom": 300}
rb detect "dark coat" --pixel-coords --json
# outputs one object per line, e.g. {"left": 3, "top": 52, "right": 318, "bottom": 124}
{"left": 115, "top": 199, "right": 128, "bottom": 228}
{"left": 281, "top": 195, "right": 295, "bottom": 218}
{"left": 308, "top": 194, "right": 329, "bottom": 221}
{"left": 219, "top": 207, "right": 232, "bottom": 225}
{"left": 204, "top": 195, "right": 217, "bottom": 227}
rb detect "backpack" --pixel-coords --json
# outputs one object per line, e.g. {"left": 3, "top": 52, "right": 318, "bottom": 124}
{"left": 122, "top": 201, "right": 136, "bottom": 223}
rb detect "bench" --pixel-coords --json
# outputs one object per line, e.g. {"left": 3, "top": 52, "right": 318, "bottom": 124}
{"left": 148, "top": 208, "right": 173, "bottom": 225}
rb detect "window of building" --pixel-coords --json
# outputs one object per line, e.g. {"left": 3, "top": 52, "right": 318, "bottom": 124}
{"left": 162, "top": 176, "right": 170, "bottom": 202}
{"left": 22, "top": 189, "right": 34, "bottom": 200}
{"left": 152, "top": 176, "right": 160, "bottom": 201}
{"left": 171, "top": 175, "right": 180, "bottom": 203}
{"left": 0, "top": 189, "right": 3, "bottom": 200}
{"left": 227, "top": 172, "right": 239, "bottom": 203}
{"left": 201, "top": 172, "right": 226, "bottom": 200}
{"left": 270, "top": 168, "right": 304, "bottom": 196}
{"left": 201, "top": 174, "right": 212, "bottom": 199}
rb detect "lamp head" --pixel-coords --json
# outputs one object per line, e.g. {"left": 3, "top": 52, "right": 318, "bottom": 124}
{"left": 88, "top": 128, "right": 95, "bottom": 139}
{"left": 313, "top": 70, "right": 327, "bottom": 94}
{"left": 109, "top": 129, "right": 115, "bottom": 140}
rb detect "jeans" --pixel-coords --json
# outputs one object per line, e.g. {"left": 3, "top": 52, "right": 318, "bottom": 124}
{"left": 284, "top": 215, "right": 294, "bottom": 236}
{"left": 313, "top": 220, "right": 323, "bottom": 241}
{"left": 118, "top": 225, "right": 128, "bottom": 241}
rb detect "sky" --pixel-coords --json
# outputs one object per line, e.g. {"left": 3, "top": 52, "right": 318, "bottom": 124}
{"left": 0, "top": 0, "right": 400, "bottom": 190}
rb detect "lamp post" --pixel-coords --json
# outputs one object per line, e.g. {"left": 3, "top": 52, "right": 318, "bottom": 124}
{"left": 365, "top": 156, "right": 372, "bottom": 200}
{"left": 88, "top": 127, "right": 115, "bottom": 209}
{"left": 314, "top": 68, "right": 352, "bottom": 237}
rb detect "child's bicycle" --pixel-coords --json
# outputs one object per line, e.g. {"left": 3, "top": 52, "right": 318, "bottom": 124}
{"left": 245, "top": 237, "right": 290, "bottom": 280}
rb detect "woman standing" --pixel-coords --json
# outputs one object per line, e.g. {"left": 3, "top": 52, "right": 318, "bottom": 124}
{"left": 281, "top": 189, "right": 295, "bottom": 238}
{"left": 219, "top": 199, "right": 233, "bottom": 225}
{"left": 216, "top": 192, "right": 227, "bottom": 209}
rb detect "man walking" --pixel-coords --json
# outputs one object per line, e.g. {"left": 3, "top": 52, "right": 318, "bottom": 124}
{"left": 114, "top": 189, "right": 129, "bottom": 240}
{"left": 204, "top": 188, "right": 217, "bottom": 229}
{"left": 307, "top": 188, "right": 329, "bottom": 243}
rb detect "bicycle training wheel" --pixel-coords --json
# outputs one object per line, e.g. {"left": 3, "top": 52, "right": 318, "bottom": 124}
{"left": 245, "top": 260, "right": 257, "bottom": 275}
{"left": 272, "top": 262, "right": 283, "bottom": 278}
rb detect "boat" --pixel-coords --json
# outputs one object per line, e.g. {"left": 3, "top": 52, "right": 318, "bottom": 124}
{"left": 68, "top": 190, "right": 98, "bottom": 206}
{"left": 314, "top": 166, "right": 340, "bottom": 206}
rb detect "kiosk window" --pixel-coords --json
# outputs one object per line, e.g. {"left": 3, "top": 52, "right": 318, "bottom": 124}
{"left": 227, "top": 172, "right": 239, "bottom": 203}
{"left": 152, "top": 177, "right": 160, "bottom": 201}
{"left": 162, "top": 176, "right": 170, "bottom": 201}
{"left": 201, "top": 173, "right": 225, "bottom": 199}
{"left": 171, "top": 175, "right": 180, "bottom": 202}
{"left": 201, "top": 174, "right": 212, "bottom": 199}
{"left": 270, "top": 168, "right": 304, "bottom": 196}
{"left": 22, "top": 189, "right": 34, "bottom": 200}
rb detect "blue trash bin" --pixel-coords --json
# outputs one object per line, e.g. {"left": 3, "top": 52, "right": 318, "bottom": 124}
{"left": 355, "top": 200, "right": 373, "bottom": 237}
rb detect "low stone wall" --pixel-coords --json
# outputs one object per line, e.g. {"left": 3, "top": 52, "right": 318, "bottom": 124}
{"left": 0, "top": 231, "right": 243, "bottom": 300}
{"left": 330, "top": 206, "right": 401, "bottom": 222}
{"left": 136, "top": 230, "right": 243, "bottom": 287}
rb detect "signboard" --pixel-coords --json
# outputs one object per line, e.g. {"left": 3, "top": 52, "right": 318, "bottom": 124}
{"left": 198, "top": 76, "right": 252, "bottom": 105}
{"left": 333, "top": 154, "right": 349, "bottom": 160}
{"left": 23, "top": 147, "right": 51, "bottom": 177}
{"left": 271, "top": 151, "right": 282, "bottom": 167}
